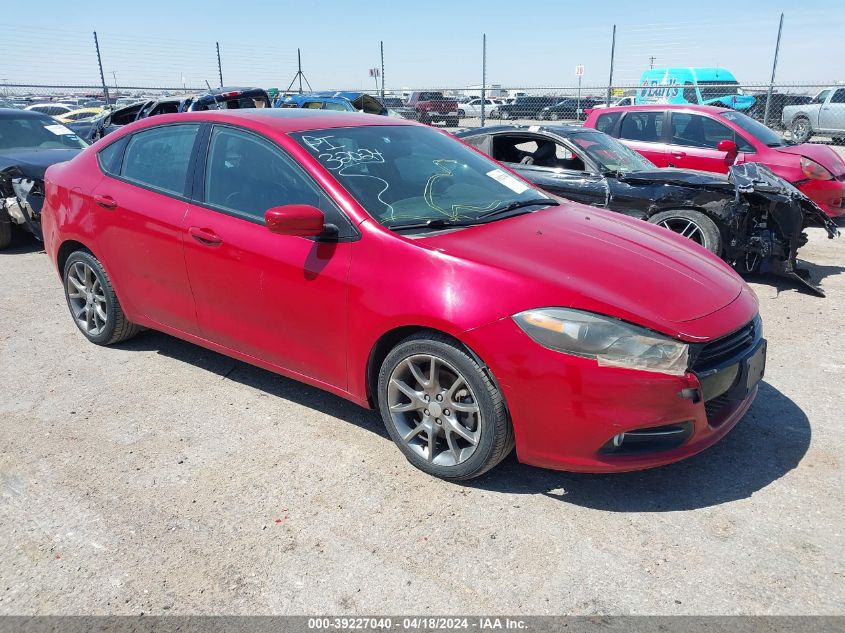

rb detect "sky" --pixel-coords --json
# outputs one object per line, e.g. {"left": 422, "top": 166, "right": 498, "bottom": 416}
{"left": 3, "top": 0, "right": 843, "bottom": 94}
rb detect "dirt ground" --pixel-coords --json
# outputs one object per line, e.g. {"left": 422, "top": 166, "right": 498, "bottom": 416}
{"left": 0, "top": 211, "right": 843, "bottom": 615}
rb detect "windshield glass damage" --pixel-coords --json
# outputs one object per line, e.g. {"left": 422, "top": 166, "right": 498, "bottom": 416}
{"left": 290, "top": 125, "right": 552, "bottom": 230}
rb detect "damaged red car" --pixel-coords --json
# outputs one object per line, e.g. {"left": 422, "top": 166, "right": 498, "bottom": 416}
{"left": 41, "top": 110, "right": 766, "bottom": 479}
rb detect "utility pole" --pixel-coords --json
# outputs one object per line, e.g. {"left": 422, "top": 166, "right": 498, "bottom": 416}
{"left": 481, "top": 33, "right": 487, "bottom": 127}
{"left": 93, "top": 31, "right": 110, "bottom": 103}
{"left": 763, "top": 13, "right": 784, "bottom": 128}
{"left": 380, "top": 41, "right": 386, "bottom": 100}
{"left": 216, "top": 42, "right": 223, "bottom": 88}
{"left": 649, "top": 56, "right": 656, "bottom": 69}
{"left": 111, "top": 70, "right": 118, "bottom": 98}
{"left": 606, "top": 24, "right": 616, "bottom": 106}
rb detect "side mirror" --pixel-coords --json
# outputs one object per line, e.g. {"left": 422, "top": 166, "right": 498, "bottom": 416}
{"left": 265, "top": 204, "right": 327, "bottom": 237}
{"left": 717, "top": 139, "right": 738, "bottom": 156}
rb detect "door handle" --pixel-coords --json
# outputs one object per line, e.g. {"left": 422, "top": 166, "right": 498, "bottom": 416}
{"left": 188, "top": 226, "right": 222, "bottom": 246}
{"left": 671, "top": 151, "right": 687, "bottom": 159}
{"left": 94, "top": 194, "right": 117, "bottom": 209}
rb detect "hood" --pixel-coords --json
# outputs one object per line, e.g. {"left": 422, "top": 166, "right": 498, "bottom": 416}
{"left": 621, "top": 168, "right": 732, "bottom": 188}
{"left": 423, "top": 204, "right": 744, "bottom": 334}
{"left": 0, "top": 148, "right": 82, "bottom": 180}
{"left": 773, "top": 143, "right": 845, "bottom": 177}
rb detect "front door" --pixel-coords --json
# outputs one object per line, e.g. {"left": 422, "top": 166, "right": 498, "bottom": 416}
{"left": 665, "top": 112, "right": 746, "bottom": 172}
{"left": 182, "top": 124, "right": 354, "bottom": 389}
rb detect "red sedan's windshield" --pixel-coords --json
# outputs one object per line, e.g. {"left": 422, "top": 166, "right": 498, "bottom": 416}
{"left": 720, "top": 111, "right": 787, "bottom": 147}
{"left": 290, "top": 125, "right": 549, "bottom": 227}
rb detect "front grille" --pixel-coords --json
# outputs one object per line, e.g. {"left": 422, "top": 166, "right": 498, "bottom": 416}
{"left": 691, "top": 317, "right": 759, "bottom": 371}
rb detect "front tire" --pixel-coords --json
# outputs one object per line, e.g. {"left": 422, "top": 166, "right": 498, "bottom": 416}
{"left": 790, "top": 116, "right": 812, "bottom": 143}
{"left": 377, "top": 333, "right": 513, "bottom": 480}
{"left": 648, "top": 209, "right": 722, "bottom": 255}
{"left": 446, "top": 117, "right": 459, "bottom": 128}
{"left": 457, "top": 109, "right": 465, "bottom": 118}
{"left": 63, "top": 250, "right": 140, "bottom": 345}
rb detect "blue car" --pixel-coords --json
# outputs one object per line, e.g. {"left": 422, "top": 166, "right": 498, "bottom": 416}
{"left": 637, "top": 68, "right": 755, "bottom": 111}
{"left": 275, "top": 91, "right": 387, "bottom": 115}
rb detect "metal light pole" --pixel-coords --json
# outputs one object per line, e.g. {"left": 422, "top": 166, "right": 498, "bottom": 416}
{"left": 763, "top": 13, "right": 784, "bottom": 127}
{"left": 216, "top": 42, "right": 224, "bottom": 88}
{"left": 380, "top": 41, "right": 385, "bottom": 100}
{"left": 93, "top": 31, "right": 110, "bottom": 103}
{"left": 606, "top": 24, "right": 616, "bottom": 106}
{"left": 481, "top": 33, "right": 487, "bottom": 127}
{"left": 111, "top": 70, "right": 118, "bottom": 98}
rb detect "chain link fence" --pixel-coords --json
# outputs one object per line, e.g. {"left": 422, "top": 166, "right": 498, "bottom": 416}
{"left": 2, "top": 82, "right": 843, "bottom": 145}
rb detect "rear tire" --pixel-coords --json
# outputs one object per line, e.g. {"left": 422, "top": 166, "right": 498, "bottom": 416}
{"left": 790, "top": 116, "right": 812, "bottom": 143}
{"left": 377, "top": 333, "right": 514, "bottom": 480}
{"left": 63, "top": 250, "right": 140, "bottom": 345}
{"left": 648, "top": 209, "right": 722, "bottom": 255}
{"left": 0, "top": 207, "right": 11, "bottom": 250}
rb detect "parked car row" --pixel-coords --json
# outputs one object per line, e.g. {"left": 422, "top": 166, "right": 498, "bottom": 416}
{"left": 0, "top": 94, "right": 839, "bottom": 481}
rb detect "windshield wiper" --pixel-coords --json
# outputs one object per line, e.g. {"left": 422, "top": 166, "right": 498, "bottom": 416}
{"left": 383, "top": 217, "right": 480, "bottom": 232}
{"left": 476, "top": 198, "right": 554, "bottom": 220}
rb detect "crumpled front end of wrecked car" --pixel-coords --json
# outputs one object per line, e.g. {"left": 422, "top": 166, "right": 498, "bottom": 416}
{"left": 1, "top": 166, "right": 45, "bottom": 240}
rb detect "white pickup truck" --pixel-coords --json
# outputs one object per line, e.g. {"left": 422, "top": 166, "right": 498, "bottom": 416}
{"left": 782, "top": 86, "right": 845, "bottom": 144}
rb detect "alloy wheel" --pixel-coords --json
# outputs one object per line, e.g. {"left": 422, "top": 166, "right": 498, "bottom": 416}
{"left": 656, "top": 217, "right": 706, "bottom": 245}
{"left": 66, "top": 261, "right": 108, "bottom": 336}
{"left": 387, "top": 354, "right": 482, "bottom": 466}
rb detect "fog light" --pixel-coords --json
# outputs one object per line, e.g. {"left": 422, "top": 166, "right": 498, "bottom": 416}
{"left": 612, "top": 433, "right": 625, "bottom": 447}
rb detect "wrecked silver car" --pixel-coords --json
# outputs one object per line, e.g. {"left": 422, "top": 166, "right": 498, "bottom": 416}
{"left": 457, "top": 125, "right": 839, "bottom": 295}
{"left": 0, "top": 109, "right": 87, "bottom": 249}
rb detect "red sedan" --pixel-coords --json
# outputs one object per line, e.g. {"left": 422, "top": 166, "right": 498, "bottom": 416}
{"left": 41, "top": 109, "right": 766, "bottom": 479}
{"left": 584, "top": 104, "right": 845, "bottom": 217}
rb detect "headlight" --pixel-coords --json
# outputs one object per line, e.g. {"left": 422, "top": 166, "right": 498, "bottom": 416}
{"left": 513, "top": 308, "right": 689, "bottom": 376}
{"left": 800, "top": 157, "right": 833, "bottom": 181}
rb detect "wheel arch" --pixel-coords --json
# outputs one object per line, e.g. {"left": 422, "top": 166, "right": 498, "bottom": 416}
{"left": 365, "top": 325, "right": 503, "bottom": 409}
{"left": 56, "top": 239, "right": 96, "bottom": 276}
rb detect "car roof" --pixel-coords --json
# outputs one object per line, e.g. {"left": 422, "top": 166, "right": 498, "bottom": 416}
{"left": 593, "top": 104, "right": 732, "bottom": 115}
{"left": 0, "top": 107, "right": 54, "bottom": 120}
{"left": 455, "top": 124, "right": 596, "bottom": 138}
{"left": 113, "top": 108, "right": 418, "bottom": 135}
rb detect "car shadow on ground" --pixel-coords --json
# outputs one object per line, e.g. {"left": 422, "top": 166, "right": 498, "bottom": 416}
{"left": 471, "top": 381, "right": 810, "bottom": 511}
{"left": 745, "top": 259, "right": 845, "bottom": 295}
{"left": 117, "top": 331, "right": 809, "bottom": 511}
{"left": 118, "top": 330, "right": 388, "bottom": 439}
{"left": 0, "top": 231, "right": 43, "bottom": 255}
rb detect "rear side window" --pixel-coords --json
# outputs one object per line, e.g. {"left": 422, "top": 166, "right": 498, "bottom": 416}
{"left": 831, "top": 89, "right": 845, "bottom": 104}
{"left": 121, "top": 124, "right": 199, "bottom": 196}
{"left": 619, "top": 112, "right": 664, "bottom": 142}
{"left": 97, "top": 137, "right": 128, "bottom": 175}
{"left": 595, "top": 112, "right": 621, "bottom": 135}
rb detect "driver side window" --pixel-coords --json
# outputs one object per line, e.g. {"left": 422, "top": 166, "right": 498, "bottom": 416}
{"left": 203, "top": 126, "right": 354, "bottom": 235}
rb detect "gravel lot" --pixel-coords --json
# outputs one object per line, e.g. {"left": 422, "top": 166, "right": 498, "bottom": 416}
{"left": 1, "top": 196, "right": 844, "bottom": 614}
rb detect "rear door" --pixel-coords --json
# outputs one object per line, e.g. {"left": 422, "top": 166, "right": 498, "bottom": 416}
{"left": 90, "top": 123, "right": 201, "bottom": 334}
{"left": 182, "top": 124, "right": 354, "bottom": 388}
{"left": 616, "top": 110, "right": 669, "bottom": 166}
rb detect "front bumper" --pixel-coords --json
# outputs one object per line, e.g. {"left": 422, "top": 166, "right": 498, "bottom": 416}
{"left": 797, "top": 178, "right": 845, "bottom": 218}
{"left": 464, "top": 316, "right": 764, "bottom": 473}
